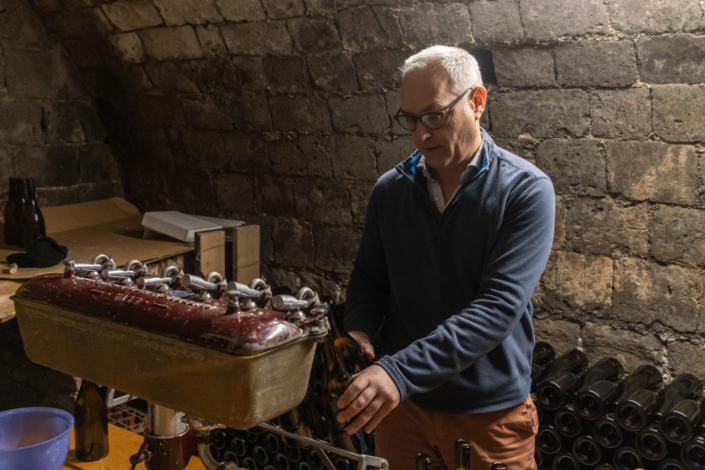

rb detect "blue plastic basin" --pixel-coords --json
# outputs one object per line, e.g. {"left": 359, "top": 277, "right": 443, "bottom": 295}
{"left": 0, "top": 407, "right": 74, "bottom": 470}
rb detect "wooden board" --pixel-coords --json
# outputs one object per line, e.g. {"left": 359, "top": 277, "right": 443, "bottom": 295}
{"left": 195, "top": 231, "right": 225, "bottom": 278}
{"left": 0, "top": 198, "right": 193, "bottom": 280}
{"left": 62, "top": 423, "right": 207, "bottom": 470}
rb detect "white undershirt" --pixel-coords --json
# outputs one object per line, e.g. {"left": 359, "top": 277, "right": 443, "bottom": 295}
{"left": 416, "top": 136, "right": 484, "bottom": 214}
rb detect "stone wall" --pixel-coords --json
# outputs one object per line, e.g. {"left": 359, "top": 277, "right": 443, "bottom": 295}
{"left": 26, "top": 0, "right": 705, "bottom": 379}
{"left": 0, "top": 0, "right": 122, "bottom": 412}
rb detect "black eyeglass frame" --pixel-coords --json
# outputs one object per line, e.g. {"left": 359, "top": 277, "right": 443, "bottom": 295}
{"left": 394, "top": 87, "right": 474, "bottom": 132}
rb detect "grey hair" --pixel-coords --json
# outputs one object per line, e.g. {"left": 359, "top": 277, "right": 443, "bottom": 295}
{"left": 400, "top": 45, "right": 483, "bottom": 95}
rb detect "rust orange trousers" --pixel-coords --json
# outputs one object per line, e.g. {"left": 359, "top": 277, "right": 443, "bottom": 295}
{"left": 375, "top": 395, "right": 539, "bottom": 470}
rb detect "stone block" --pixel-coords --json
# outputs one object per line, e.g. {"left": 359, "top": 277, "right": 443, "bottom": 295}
{"left": 229, "top": 96, "right": 272, "bottom": 132}
{"left": 351, "top": 182, "right": 374, "bottom": 224}
{"left": 330, "top": 135, "right": 377, "bottom": 181}
{"left": 46, "top": 8, "right": 113, "bottom": 36}
{"left": 140, "top": 26, "right": 203, "bottom": 61}
{"left": 262, "top": 0, "right": 305, "bottom": 19}
{"left": 189, "top": 59, "right": 239, "bottom": 94}
{"left": 153, "top": 0, "right": 222, "bottom": 26}
{"left": 78, "top": 144, "right": 119, "bottom": 183}
{"left": 13, "top": 145, "right": 80, "bottom": 187}
{"left": 520, "top": 0, "right": 609, "bottom": 41}
{"left": 0, "top": 0, "right": 54, "bottom": 49}
{"left": 607, "top": 0, "right": 705, "bottom": 34}
{"left": 195, "top": 25, "right": 227, "bottom": 58}
{"left": 533, "top": 251, "right": 613, "bottom": 318}
{"left": 258, "top": 176, "right": 295, "bottom": 216}
{"left": 0, "top": 98, "right": 44, "bottom": 143}
{"left": 650, "top": 205, "right": 705, "bottom": 266}
{"left": 581, "top": 326, "right": 664, "bottom": 373}
{"left": 168, "top": 129, "right": 226, "bottom": 169}
{"left": 385, "top": 90, "right": 406, "bottom": 135}
{"left": 535, "top": 139, "right": 606, "bottom": 197}
{"left": 469, "top": 0, "right": 523, "bottom": 44}
{"left": 128, "top": 93, "right": 185, "bottom": 127}
{"left": 268, "top": 134, "right": 331, "bottom": 177}
{"left": 293, "top": 178, "right": 352, "bottom": 224}
{"left": 371, "top": 7, "right": 404, "bottom": 48}
{"left": 108, "top": 32, "right": 146, "bottom": 63}
{"left": 61, "top": 35, "right": 119, "bottom": 69}
{"left": 338, "top": 7, "right": 387, "bottom": 51}
{"left": 101, "top": 0, "right": 163, "bottom": 31}
{"left": 638, "top": 35, "right": 705, "bottom": 85}
{"left": 221, "top": 22, "right": 293, "bottom": 55}
{"left": 564, "top": 197, "right": 649, "bottom": 257}
{"left": 213, "top": 172, "right": 256, "bottom": 215}
{"left": 222, "top": 132, "right": 269, "bottom": 172}
{"left": 354, "top": 49, "right": 406, "bottom": 91}
{"left": 492, "top": 136, "right": 538, "bottom": 164}
{"left": 606, "top": 141, "right": 698, "bottom": 205}
{"left": 669, "top": 342, "right": 705, "bottom": 379}
{"left": 590, "top": 89, "right": 652, "bottom": 140}
{"left": 118, "top": 64, "right": 153, "bottom": 90}
{"left": 314, "top": 224, "right": 362, "bottom": 274}
{"left": 231, "top": 57, "right": 268, "bottom": 94}
{"left": 329, "top": 95, "right": 389, "bottom": 134}
{"left": 307, "top": 54, "right": 358, "bottom": 94}
{"left": 215, "top": 0, "right": 265, "bottom": 21}
{"left": 264, "top": 56, "right": 310, "bottom": 93}
{"left": 43, "top": 100, "right": 108, "bottom": 143}
{"left": 288, "top": 18, "right": 342, "bottom": 53}
{"left": 490, "top": 90, "right": 589, "bottom": 138}
{"left": 269, "top": 96, "right": 331, "bottom": 132}
{"left": 555, "top": 41, "right": 637, "bottom": 87}
{"left": 612, "top": 257, "right": 700, "bottom": 333}
{"left": 532, "top": 319, "right": 581, "bottom": 355}
{"left": 376, "top": 137, "right": 415, "bottom": 175}
{"left": 552, "top": 195, "right": 565, "bottom": 250}
{"left": 400, "top": 4, "right": 472, "bottom": 47}
{"left": 181, "top": 94, "right": 232, "bottom": 131}
{"left": 273, "top": 218, "right": 315, "bottom": 267}
{"left": 144, "top": 62, "right": 199, "bottom": 92}
{"left": 5, "top": 49, "right": 74, "bottom": 99}
{"left": 493, "top": 48, "right": 554, "bottom": 88}
{"left": 166, "top": 169, "right": 216, "bottom": 215}
{"left": 652, "top": 85, "right": 705, "bottom": 142}
{"left": 128, "top": 128, "right": 173, "bottom": 167}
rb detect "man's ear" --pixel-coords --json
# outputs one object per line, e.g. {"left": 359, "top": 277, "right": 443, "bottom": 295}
{"left": 471, "top": 87, "right": 487, "bottom": 118}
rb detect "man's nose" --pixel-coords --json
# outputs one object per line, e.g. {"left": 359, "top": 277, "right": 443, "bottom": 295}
{"left": 413, "top": 126, "right": 432, "bottom": 141}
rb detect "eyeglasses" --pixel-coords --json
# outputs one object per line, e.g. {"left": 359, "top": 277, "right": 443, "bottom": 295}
{"left": 394, "top": 87, "right": 473, "bottom": 132}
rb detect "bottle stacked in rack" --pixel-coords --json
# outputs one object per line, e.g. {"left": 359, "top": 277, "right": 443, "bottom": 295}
{"left": 532, "top": 342, "right": 705, "bottom": 470}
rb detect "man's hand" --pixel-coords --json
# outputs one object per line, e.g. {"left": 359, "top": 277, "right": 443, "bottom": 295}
{"left": 348, "top": 331, "right": 375, "bottom": 359}
{"left": 336, "top": 365, "right": 400, "bottom": 434}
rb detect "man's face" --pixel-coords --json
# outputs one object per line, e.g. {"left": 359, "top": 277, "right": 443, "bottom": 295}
{"left": 399, "top": 66, "right": 486, "bottom": 172}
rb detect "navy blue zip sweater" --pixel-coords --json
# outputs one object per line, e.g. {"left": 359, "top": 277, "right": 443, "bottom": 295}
{"left": 344, "top": 130, "right": 555, "bottom": 414}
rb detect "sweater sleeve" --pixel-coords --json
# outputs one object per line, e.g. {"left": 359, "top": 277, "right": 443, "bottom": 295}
{"left": 344, "top": 185, "right": 390, "bottom": 340}
{"left": 375, "top": 176, "right": 555, "bottom": 401}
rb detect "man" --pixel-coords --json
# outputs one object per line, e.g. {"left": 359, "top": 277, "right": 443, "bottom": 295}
{"left": 336, "top": 46, "right": 555, "bottom": 470}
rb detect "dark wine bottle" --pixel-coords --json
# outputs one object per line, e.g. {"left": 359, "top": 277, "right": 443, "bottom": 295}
{"left": 232, "top": 436, "right": 248, "bottom": 457}
{"left": 551, "top": 452, "right": 579, "bottom": 470}
{"left": 618, "top": 374, "right": 702, "bottom": 432}
{"left": 23, "top": 178, "right": 45, "bottom": 249}
{"left": 537, "top": 425, "right": 563, "bottom": 455}
{"left": 612, "top": 446, "right": 644, "bottom": 470}
{"left": 535, "top": 446, "right": 544, "bottom": 467}
{"left": 212, "top": 429, "right": 228, "bottom": 449}
{"left": 532, "top": 342, "right": 556, "bottom": 388}
{"left": 554, "top": 404, "right": 583, "bottom": 437}
{"left": 273, "top": 453, "right": 290, "bottom": 470}
{"left": 4, "top": 178, "right": 17, "bottom": 245}
{"left": 635, "top": 424, "right": 670, "bottom": 461}
{"left": 681, "top": 434, "right": 705, "bottom": 470}
{"left": 299, "top": 385, "right": 329, "bottom": 441}
{"left": 542, "top": 349, "right": 588, "bottom": 384}
{"left": 490, "top": 463, "right": 508, "bottom": 470}
{"left": 576, "top": 364, "right": 663, "bottom": 421}
{"left": 327, "top": 300, "right": 369, "bottom": 374}
{"left": 254, "top": 445, "right": 270, "bottom": 466}
{"left": 242, "top": 456, "right": 258, "bottom": 470}
{"left": 595, "top": 465, "right": 616, "bottom": 470}
{"left": 209, "top": 442, "right": 222, "bottom": 462}
{"left": 539, "top": 357, "right": 623, "bottom": 411}
{"left": 572, "top": 434, "right": 606, "bottom": 466}
{"left": 284, "top": 445, "right": 302, "bottom": 463}
{"left": 306, "top": 449, "right": 324, "bottom": 470}
{"left": 333, "top": 457, "right": 349, "bottom": 470}
{"left": 658, "top": 460, "right": 687, "bottom": 470}
{"left": 74, "top": 380, "right": 109, "bottom": 462}
{"left": 321, "top": 334, "right": 367, "bottom": 454}
{"left": 295, "top": 459, "right": 312, "bottom": 470}
{"left": 223, "top": 450, "right": 240, "bottom": 467}
{"left": 415, "top": 454, "right": 431, "bottom": 470}
{"left": 594, "top": 413, "right": 626, "bottom": 449}
{"left": 13, "top": 179, "right": 26, "bottom": 248}
{"left": 454, "top": 439, "right": 470, "bottom": 470}
{"left": 661, "top": 396, "right": 705, "bottom": 444}
{"left": 263, "top": 433, "right": 281, "bottom": 455}
{"left": 276, "top": 407, "right": 313, "bottom": 448}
